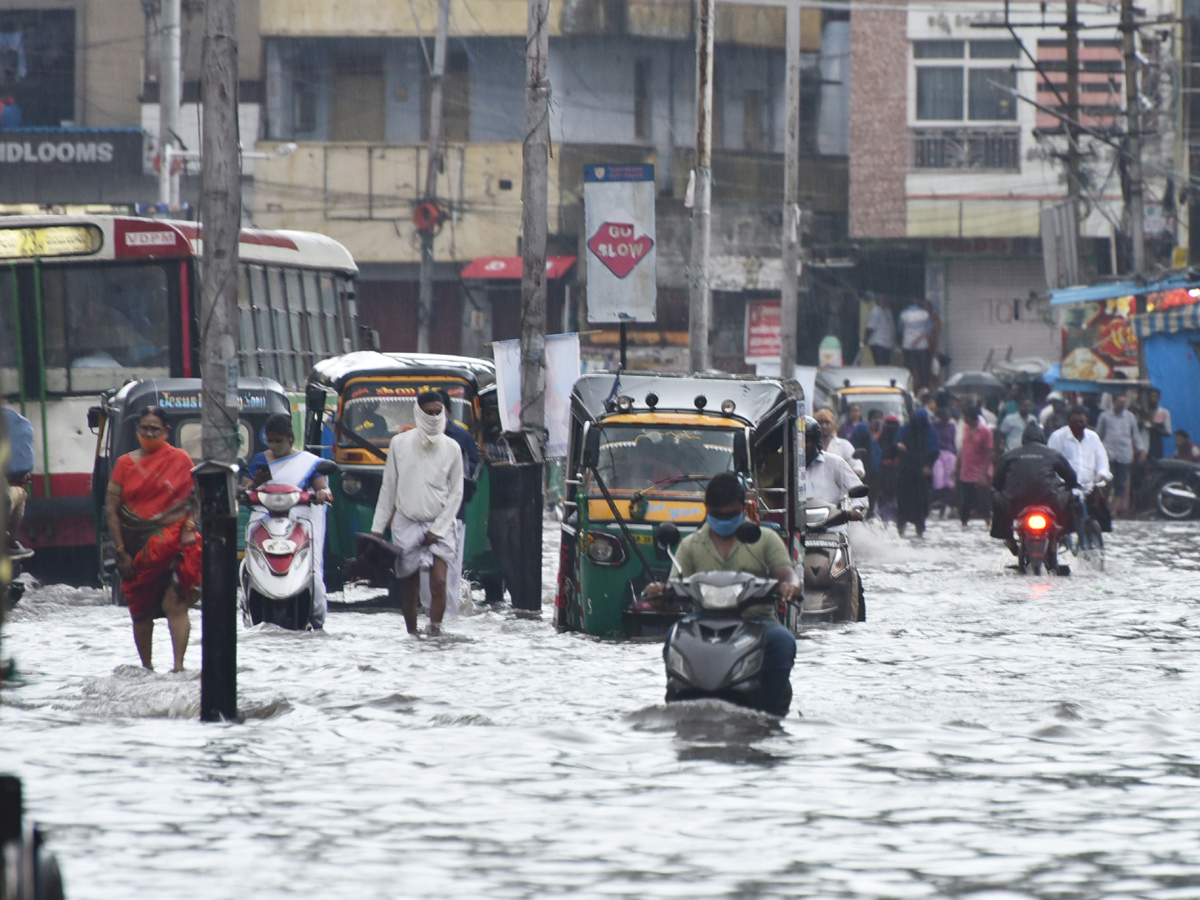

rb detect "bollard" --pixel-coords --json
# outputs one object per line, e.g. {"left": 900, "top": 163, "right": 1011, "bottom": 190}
{"left": 192, "top": 461, "right": 240, "bottom": 722}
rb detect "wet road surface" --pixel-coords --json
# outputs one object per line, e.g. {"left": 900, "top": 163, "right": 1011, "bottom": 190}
{"left": 3, "top": 517, "right": 1200, "bottom": 899}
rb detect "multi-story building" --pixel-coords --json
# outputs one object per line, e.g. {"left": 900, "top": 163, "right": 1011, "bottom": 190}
{"left": 849, "top": 0, "right": 1180, "bottom": 374}
{"left": 250, "top": 0, "right": 852, "bottom": 370}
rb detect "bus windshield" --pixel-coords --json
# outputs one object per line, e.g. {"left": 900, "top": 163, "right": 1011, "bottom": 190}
{"left": 592, "top": 425, "right": 736, "bottom": 493}
{"left": 339, "top": 380, "right": 474, "bottom": 447}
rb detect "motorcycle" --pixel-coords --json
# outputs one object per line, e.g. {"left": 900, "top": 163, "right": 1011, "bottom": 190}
{"left": 1154, "top": 459, "right": 1200, "bottom": 520}
{"left": 802, "top": 483, "right": 869, "bottom": 623}
{"left": 654, "top": 521, "right": 785, "bottom": 715}
{"left": 1011, "top": 504, "right": 1066, "bottom": 576}
{"left": 240, "top": 460, "right": 336, "bottom": 630}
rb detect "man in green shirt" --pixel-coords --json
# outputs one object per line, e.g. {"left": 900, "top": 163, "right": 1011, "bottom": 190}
{"left": 657, "top": 472, "right": 800, "bottom": 715}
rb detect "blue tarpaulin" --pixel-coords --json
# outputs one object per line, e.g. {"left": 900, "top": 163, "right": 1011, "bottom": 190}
{"left": 1129, "top": 308, "right": 1200, "bottom": 449}
{"left": 1049, "top": 274, "right": 1200, "bottom": 307}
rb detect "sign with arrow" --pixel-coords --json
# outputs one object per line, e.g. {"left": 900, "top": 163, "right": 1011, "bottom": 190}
{"left": 584, "top": 164, "right": 656, "bottom": 323}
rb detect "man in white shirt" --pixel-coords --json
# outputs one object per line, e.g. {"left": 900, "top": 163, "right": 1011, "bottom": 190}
{"left": 1048, "top": 405, "right": 1112, "bottom": 496}
{"left": 864, "top": 294, "right": 896, "bottom": 366}
{"left": 814, "top": 408, "right": 865, "bottom": 477}
{"left": 898, "top": 301, "right": 933, "bottom": 389}
{"left": 804, "top": 418, "right": 868, "bottom": 533}
{"left": 371, "top": 390, "right": 464, "bottom": 636}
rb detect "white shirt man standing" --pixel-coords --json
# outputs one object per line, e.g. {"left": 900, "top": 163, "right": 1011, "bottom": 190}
{"left": 864, "top": 295, "right": 896, "bottom": 366}
{"left": 371, "top": 390, "right": 463, "bottom": 636}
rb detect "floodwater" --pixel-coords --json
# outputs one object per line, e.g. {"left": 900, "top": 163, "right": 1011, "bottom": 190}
{"left": 4, "top": 517, "right": 1200, "bottom": 899}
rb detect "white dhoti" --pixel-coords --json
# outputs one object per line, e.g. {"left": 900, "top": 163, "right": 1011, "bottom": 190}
{"left": 420, "top": 519, "right": 466, "bottom": 618}
{"left": 389, "top": 510, "right": 458, "bottom": 581}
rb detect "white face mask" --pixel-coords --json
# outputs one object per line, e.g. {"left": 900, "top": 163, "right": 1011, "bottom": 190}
{"left": 415, "top": 405, "right": 446, "bottom": 444}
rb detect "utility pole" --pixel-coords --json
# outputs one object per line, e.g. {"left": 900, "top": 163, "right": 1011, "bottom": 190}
{"left": 157, "top": 0, "right": 181, "bottom": 208}
{"left": 515, "top": 0, "right": 550, "bottom": 613}
{"left": 416, "top": 0, "right": 451, "bottom": 354}
{"left": 688, "top": 0, "right": 715, "bottom": 373}
{"left": 779, "top": 0, "right": 801, "bottom": 377}
{"left": 198, "top": 0, "right": 240, "bottom": 722}
{"left": 1065, "top": 0, "right": 1081, "bottom": 258}
{"left": 1122, "top": 0, "right": 1146, "bottom": 274}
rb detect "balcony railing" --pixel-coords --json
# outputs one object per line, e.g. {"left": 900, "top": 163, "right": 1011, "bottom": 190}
{"left": 911, "top": 128, "right": 1020, "bottom": 171}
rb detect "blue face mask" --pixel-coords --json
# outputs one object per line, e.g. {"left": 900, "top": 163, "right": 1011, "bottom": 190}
{"left": 707, "top": 512, "right": 744, "bottom": 537}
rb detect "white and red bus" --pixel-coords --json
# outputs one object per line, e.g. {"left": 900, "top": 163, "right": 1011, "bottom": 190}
{"left": 0, "top": 215, "right": 360, "bottom": 570}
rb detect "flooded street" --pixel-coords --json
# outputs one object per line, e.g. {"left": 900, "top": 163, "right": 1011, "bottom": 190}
{"left": 4, "top": 517, "right": 1200, "bottom": 899}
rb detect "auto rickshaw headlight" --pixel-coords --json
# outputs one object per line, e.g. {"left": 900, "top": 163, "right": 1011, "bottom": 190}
{"left": 616, "top": 395, "right": 634, "bottom": 413}
{"left": 721, "top": 399, "right": 736, "bottom": 415}
{"left": 586, "top": 533, "right": 625, "bottom": 565}
{"left": 341, "top": 474, "right": 363, "bottom": 497}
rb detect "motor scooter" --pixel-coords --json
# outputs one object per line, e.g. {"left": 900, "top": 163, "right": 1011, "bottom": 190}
{"left": 654, "top": 521, "right": 786, "bottom": 715}
{"left": 802, "top": 483, "right": 868, "bottom": 623}
{"left": 241, "top": 460, "right": 336, "bottom": 630}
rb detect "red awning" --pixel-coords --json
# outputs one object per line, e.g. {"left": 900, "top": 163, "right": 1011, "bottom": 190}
{"left": 460, "top": 255, "right": 576, "bottom": 281}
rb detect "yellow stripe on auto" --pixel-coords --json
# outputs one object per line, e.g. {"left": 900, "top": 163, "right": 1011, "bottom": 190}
{"left": 587, "top": 498, "right": 706, "bottom": 523}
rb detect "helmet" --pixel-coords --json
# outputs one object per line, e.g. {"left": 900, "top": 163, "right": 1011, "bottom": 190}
{"left": 803, "top": 415, "right": 820, "bottom": 433}
{"left": 1022, "top": 421, "right": 1046, "bottom": 445}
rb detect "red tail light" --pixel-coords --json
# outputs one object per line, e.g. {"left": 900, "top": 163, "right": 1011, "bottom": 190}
{"left": 1025, "top": 513, "right": 1048, "bottom": 532}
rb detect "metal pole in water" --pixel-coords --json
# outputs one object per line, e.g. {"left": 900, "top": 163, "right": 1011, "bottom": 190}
{"left": 199, "top": 0, "right": 241, "bottom": 722}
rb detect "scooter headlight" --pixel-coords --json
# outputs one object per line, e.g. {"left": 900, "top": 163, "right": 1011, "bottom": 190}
{"left": 259, "top": 490, "right": 301, "bottom": 512}
{"left": 666, "top": 644, "right": 692, "bottom": 681}
{"left": 730, "top": 648, "right": 764, "bottom": 683}
{"left": 698, "top": 583, "right": 742, "bottom": 610}
{"left": 806, "top": 507, "right": 830, "bottom": 528}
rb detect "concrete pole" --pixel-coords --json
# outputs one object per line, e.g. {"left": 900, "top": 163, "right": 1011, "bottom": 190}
{"left": 779, "top": 0, "right": 801, "bottom": 377}
{"left": 1123, "top": 0, "right": 1146, "bottom": 274}
{"left": 515, "top": 0, "right": 550, "bottom": 613}
{"left": 157, "top": 0, "right": 181, "bottom": 208}
{"left": 199, "top": 0, "right": 240, "bottom": 722}
{"left": 1066, "top": 0, "right": 1081, "bottom": 258}
{"left": 688, "top": 0, "right": 714, "bottom": 373}
{"left": 417, "top": 0, "right": 451, "bottom": 354}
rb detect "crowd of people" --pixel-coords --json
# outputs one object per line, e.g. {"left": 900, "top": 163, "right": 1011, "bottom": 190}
{"left": 817, "top": 381, "right": 1189, "bottom": 539}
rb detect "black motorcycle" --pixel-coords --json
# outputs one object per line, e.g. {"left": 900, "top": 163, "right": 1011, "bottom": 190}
{"left": 1153, "top": 459, "right": 1200, "bottom": 520}
{"left": 654, "top": 522, "right": 785, "bottom": 715}
{"left": 1012, "top": 504, "right": 1065, "bottom": 576}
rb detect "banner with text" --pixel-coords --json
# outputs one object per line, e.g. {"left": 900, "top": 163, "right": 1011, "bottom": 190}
{"left": 584, "top": 164, "right": 657, "bottom": 323}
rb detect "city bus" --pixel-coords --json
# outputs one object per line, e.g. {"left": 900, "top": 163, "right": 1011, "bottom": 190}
{"left": 0, "top": 214, "right": 360, "bottom": 575}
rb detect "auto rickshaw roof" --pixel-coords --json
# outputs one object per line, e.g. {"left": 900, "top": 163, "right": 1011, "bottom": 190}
{"left": 815, "top": 366, "right": 913, "bottom": 392}
{"left": 571, "top": 372, "right": 802, "bottom": 426}
{"left": 106, "top": 377, "right": 290, "bottom": 416}
{"left": 308, "top": 352, "right": 496, "bottom": 391}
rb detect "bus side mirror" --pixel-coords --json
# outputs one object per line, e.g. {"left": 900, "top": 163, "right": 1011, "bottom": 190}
{"left": 87, "top": 406, "right": 103, "bottom": 430}
{"left": 582, "top": 425, "right": 601, "bottom": 470}
{"left": 733, "top": 432, "right": 749, "bottom": 474}
{"left": 654, "top": 522, "right": 681, "bottom": 550}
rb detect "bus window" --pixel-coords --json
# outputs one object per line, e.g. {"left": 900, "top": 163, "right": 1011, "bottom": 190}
{"left": 302, "top": 270, "right": 326, "bottom": 357}
{"left": 248, "top": 266, "right": 280, "bottom": 383}
{"left": 40, "top": 263, "right": 170, "bottom": 393}
{"left": 283, "top": 268, "right": 311, "bottom": 375}
{"left": 237, "top": 265, "right": 258, "bottom": 378}
{"left": 0, "top": 266, "right": 17, "bottom": 395}
{"left": 320, "top": 274, "right": 343, "bottom": 352}
{"left": 266, "top": 267, "right": 299, "bottom": 388}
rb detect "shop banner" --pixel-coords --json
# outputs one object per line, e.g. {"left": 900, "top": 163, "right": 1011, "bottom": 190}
{"left": 1060, "top": 296, "right": 1138, "bottom": 381}
{"left": 493, "top": 334, "right": 582, "bottom": 458}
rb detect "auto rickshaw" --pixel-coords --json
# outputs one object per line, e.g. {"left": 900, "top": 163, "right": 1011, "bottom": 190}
{"left": 813, "top": 366, "right": 913, "bottom": 425}
{"left": 554, "top": 373, "right": 808, "bottom": 640}
{"left": 303, "top": 351, "right": 501, "bottom": 596}
{"left": 88, "top": 377, "right": 291, "bottom": 601}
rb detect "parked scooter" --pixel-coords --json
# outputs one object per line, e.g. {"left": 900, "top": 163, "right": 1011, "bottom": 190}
{"left": 1153, "top": 458, "right": 1200, "bottom": 519}
{"left": 654, "top": 521, "right": 784, "bottom": 715}
{"left": 240, "top": 460, "right": 336, "bottom": 630}
{"left": 802, "top": 483, "right": 868, "bottom": 623}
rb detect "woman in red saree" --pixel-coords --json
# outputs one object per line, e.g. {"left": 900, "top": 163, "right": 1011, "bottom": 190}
{"left": 105, "top": 406, "right": 202, "bottom": 671}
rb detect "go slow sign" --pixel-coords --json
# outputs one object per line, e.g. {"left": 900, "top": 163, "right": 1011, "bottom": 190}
{"left": 587, "top": 221, "right": 653, "bottom": 279}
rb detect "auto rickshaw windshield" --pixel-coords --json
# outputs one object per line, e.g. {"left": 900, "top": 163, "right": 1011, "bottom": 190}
{"left": 846, "top": 392, "right": 908, "bottom": 424}
{"left": 592, "top": 425, "right": 736, "bottom": 492}
{"left": 176, "top": 419, "right": 252, "bottom": 461}
{"left": 339, "top": 380, "right": 474, "bottom": 447}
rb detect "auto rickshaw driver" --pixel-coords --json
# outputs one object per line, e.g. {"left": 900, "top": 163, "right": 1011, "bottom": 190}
{"left": 647, "top": 472, "right": 800, "bottom": 715}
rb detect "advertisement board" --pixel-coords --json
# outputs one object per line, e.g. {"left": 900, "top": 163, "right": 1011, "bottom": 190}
{"left": 493, "top": 334, "right": 583, "bottom": 459}
{"left": 745, "top": 299, "right": 781, "bottom": 362}
{"left": 1059, "top": 296, "right": 1138, "bottom": 381}
{"left": 584, "top": 164, "right": 656, "bottom": 323}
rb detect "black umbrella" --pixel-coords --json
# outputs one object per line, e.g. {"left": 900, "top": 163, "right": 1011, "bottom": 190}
{"left": 943, "top": 371, "right": 1006, "bottom": 396}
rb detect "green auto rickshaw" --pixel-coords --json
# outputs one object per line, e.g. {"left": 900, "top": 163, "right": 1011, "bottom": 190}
{"left": 88, "top": 377, "right": 291, "bottom": 601}
{"left": 554, "top": 373, "right": 808, "bottom": 640}
{"left": 304, "top": 351, "right": 502, "bottom": 597}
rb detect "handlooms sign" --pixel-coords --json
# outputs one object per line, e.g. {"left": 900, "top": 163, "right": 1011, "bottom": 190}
{"left": 0, "top": 140, "right": 115, "bottom": 164}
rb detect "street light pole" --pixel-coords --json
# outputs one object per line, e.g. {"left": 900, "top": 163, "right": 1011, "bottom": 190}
{"left": 417, "top": 0, "right": 451, "bottom": 354}
{"left": 688, "top": 0, "right": 715, "bottom": 373}
{"left": 779, "top": 0, "right": 801, "bottom": 377}
{"left": 157, "top": 0, "right": 181, "bottom": 208}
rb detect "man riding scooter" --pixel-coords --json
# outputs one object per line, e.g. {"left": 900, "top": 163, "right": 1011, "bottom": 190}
{"left": 804, "top": 416, "right": 868, "bottom": 531}
{"left": 990, "top": 422, "right": 1078, "bottom": 557}
{"left": 649, "top": 472, "right": 800, "bottom": 716}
